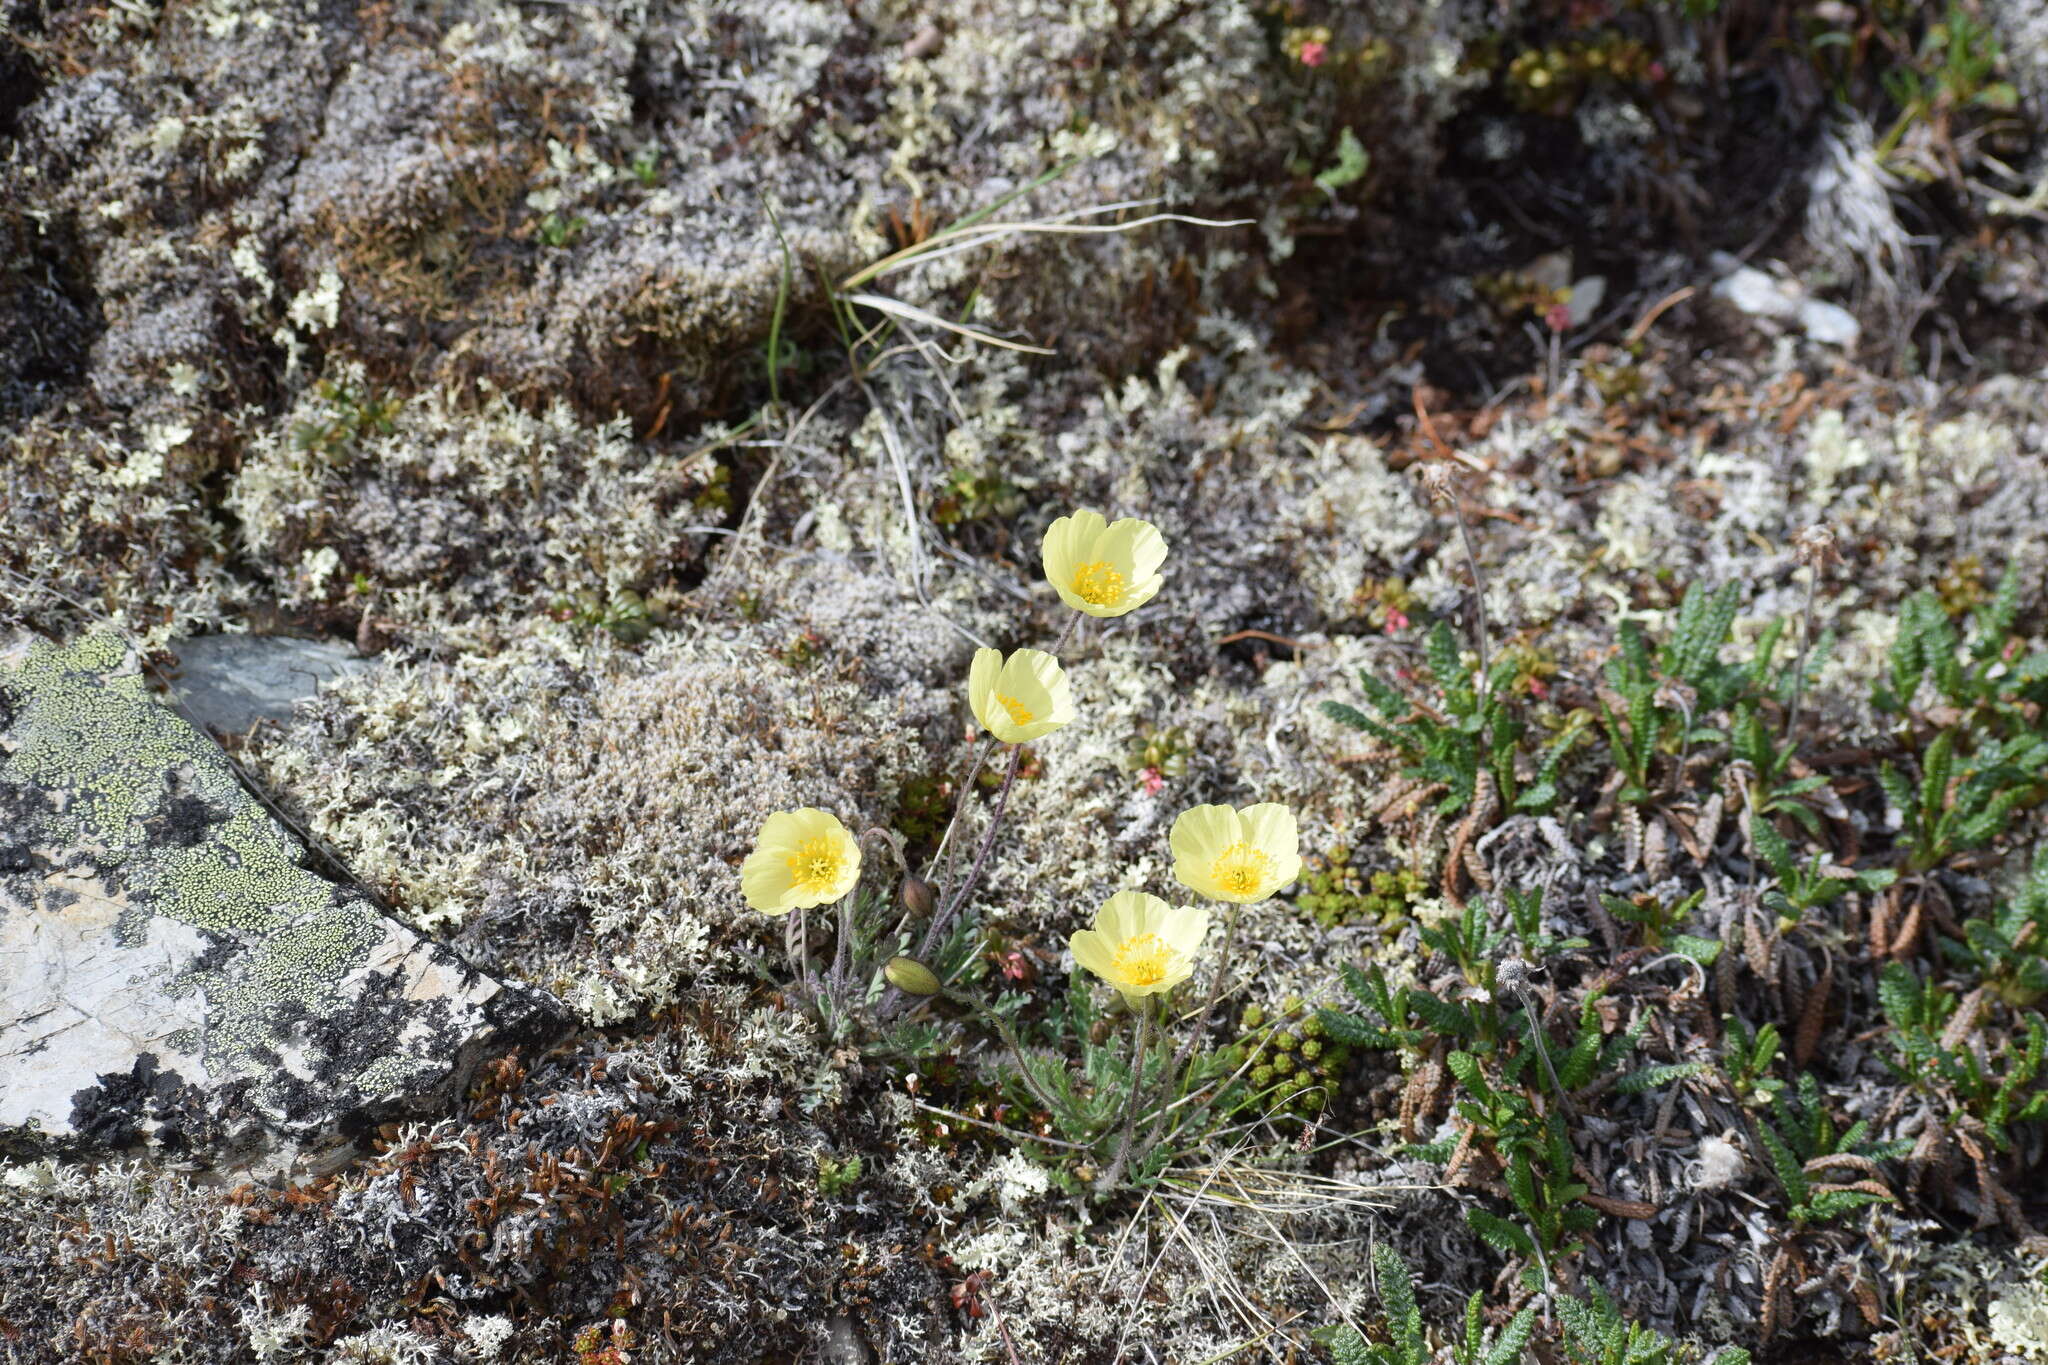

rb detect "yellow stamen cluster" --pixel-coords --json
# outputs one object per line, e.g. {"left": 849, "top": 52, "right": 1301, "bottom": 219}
{"left": 1110, "top": 934, "right": 1172, "bottom": 987}
{"left": 995, "top": 693, "right": 1034, "bottom": 726}
{"left": 1208, "top": 842, "right": 1274, "bottom": 899}
{"left": 1070, "top": 560, "right": 1127, "bottom": 608}
{"left": 785, "top": 838, "right": 845, "bottom": 898}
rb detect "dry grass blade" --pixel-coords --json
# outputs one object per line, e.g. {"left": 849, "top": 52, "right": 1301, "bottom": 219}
{"left": 1157, "top": 1162, "right": 1409, "bottom": 1217}
{"left": 841, "top": 293, "right": 1056, "bottom": 354}
{"left": 839, "top": 200, "right": 1254, "bottom": 292}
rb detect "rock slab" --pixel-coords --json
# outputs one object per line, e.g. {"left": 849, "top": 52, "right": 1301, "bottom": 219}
{"left": 0, "top": 634, "right": 562, "bottom": 1172}
{"left": 163, "top": 633, "right": 373, "bottom": 735}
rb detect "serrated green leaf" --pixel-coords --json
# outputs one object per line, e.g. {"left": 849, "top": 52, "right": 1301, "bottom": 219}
{"left": 1751, "top": 818, "right": 1793, "bottom": 881}
{"left": 1310, "top": 1322, "right": 1372, "bottom": 1365}
{"left": 1671, "top": 934, "right": 1723, "bottom": 965}
{"left": 1372, "top": 1242, "right": 1426, "bottom": 1365}
{"left": 1466, "top": 1207, "right": 1535, "bottom": 1257}
{"left": 1483, "top": 1306, "right": 1538, "bottom": 1365}
{"left": 1758, "top": 1121, "right": 1806, "bottom": 1205}
{"left": 1878, "top": 962, "right": 1923, "bottom": 1030}
{"left": 1877, "top": 761, "right": 1914, "bottom": 818}
{"left": 1554, "top": 1295, "right": 1605, "bottom": 1357}
{"left": 1616, "top": 1061, "right": 1710, "bottom": 1094}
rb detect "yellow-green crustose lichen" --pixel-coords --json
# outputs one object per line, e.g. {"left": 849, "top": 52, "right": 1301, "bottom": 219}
{"left": 4, "top": 637, "right": 339, "bottom": 931}
{"left": 0, "top": 635, "right": 468, "bottom": 1124}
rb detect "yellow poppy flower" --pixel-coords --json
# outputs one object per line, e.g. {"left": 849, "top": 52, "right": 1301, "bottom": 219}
{"left": 739, "top": 808, "right": 861, "bottom": 914}
{"left": 1041, "top": 509, "right": 1168, "bottom": 617}
{"left": 967, "top": 647, "right": 1074, "bottom": 744}
{"left": 1070, "top": 890, "right": 1209, "bottom": 1005}
{"left": 1170, "top": 802, "right": 1302, "bottom": 903}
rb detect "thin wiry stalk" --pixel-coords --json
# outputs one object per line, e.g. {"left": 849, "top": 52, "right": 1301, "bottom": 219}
{"left": 924, "top": 743, "right": 1024, "bottom": 954}
{"left": 924, "top": 736, "right": 998, "bottom": 891}
{"left": 830, "top": 892, "right": 854, "bottom": 998}
{"left": 906, "top": 1100, "right": 1094, "bottom": 1152}
{"left": 1139, "top": 902, "right": 1245, "bottom": 1155}
{"left": 840, "top": 202, "right": 1253, "bottom": 292}
{"left": 1450, "top": 501, "right": 1493, "bottom": 683}
{"left": 1099, "top": 1002, "right": 1154, "bottom": 1190}
{"left": 942, "top": 989, "right": 1066, "bottom": 1116}
{"left": 1146, "top": 1010, "right": 1288, "bottom": 1129}
{"left": 1786, "top": 564, "right": 1820, "bottom": 751}
{"left": 1167, "top": 1211, "right": 1285, "bottom": 1365}
{"left": 843, "top": 293, "right": 1055, "bottom": 354}
{"left": 876, "top": 744, "right": 1025, "bottom": 1022}
{"left": 1512, "top": 985, "right": 1574, "bottom": 1123}
{"left": 982, "top": 1280, "right": 1026, "bottom": 1365}
{"left": 1214, "top": 1163, "right": 1368, "bottom": 1346}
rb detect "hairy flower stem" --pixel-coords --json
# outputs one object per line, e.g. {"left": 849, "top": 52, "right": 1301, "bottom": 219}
{"left": 922, "top": 737, "right": 998, "bottom": 893}
{"left": 786, "top": 907, "right": 819, "bottom": 1002}
{"left": 831, "top": 892, "right": 854, "bottom": 997}
{"left": 1138, "top": 902, "right": 1243, "bottom": 1155}
{"left": 924, "top": 614, "right": 1078, "bottom": 895}
{"left": 1513, "top": 984, "right": 1573, "bottom": 1123}
{"left": 1450, "top": 502, "right": 1493, "bottom": 684}
{"left": 1098, "top": 1002, "right": 1154, "bottom": 1191}
{"left": 1785, "top": 566, "right": 1820, "bottom": 757}
{"left": 924, "top": 744, "right": 1024, "bottom": 953}
{"left": 878, "top": 616, "right": 1082, "bottom": 1022}
{"left": 877, "top": 745, "right": 1026, "bottom": 1021}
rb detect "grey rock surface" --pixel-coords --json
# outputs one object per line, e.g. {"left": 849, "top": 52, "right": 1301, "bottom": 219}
{"left": 0, "top": 633, "right": 562, "bottom": 1174}
{"left": 163, "top": 633, "right": 372, "bottom": 734}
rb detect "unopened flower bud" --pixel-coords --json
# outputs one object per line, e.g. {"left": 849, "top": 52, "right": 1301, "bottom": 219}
{"left": 1792, "top": 524, "right": 1840, "bottom": 570}
{"left": 1418, "top": 463, "right": 1458, "bottom": 502}
{"left": 884, "top": 956, "right": 941, "bottom": 996}
{"left": 1495, "top": 956, "right": 1531, "bottom": 994}
{"left": 899, "top": 876, "right": 936, "bottom": 918}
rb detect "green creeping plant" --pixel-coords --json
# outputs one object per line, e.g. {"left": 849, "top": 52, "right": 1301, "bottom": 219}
{"left": 1946, "top": 847, "right": 2048, "bottom": 1008}
{"left": 1879, "top": 962, "right": 2048, "bottom": 1152}
{"left": 1322, "top": 621, "right": 1578, "bottom": 818}
{"left": 1312, "top": 1244, "right": 1537, "bottom": 1365}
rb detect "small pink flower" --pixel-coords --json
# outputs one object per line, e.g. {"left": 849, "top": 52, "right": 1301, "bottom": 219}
{"left": 1140, "top": 767, "right": 1166, "bottom": 795}
{"left": 1646, "top": 61, "right": 1667, "bottom": 82}
{"left": 1383, "top": 608, "right": 1409, "bottom": 634}
{"left": 1527, "top": 677, "right": 1550, "bottom": 700}
{"left": 1299, "top": 40, "right": 1328, "bottom": 67}
{"left": 1545, "top": 302, "right": 1574, "bottom": 333}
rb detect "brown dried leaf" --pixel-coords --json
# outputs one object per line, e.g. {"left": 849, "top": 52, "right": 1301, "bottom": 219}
{"left": 1793, "top": 957, "right": 1832, "bottom": 1070}
{"left": 1581, "top": 1192, "right": 1658, "bottom": 1219}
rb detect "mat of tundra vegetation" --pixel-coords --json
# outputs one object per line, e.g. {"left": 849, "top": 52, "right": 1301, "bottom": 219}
{"left": 6, "top": 0, "right": 2048, "bottom": 1360}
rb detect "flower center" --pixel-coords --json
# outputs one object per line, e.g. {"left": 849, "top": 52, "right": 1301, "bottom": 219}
{"left": 1210, "top": 842, "right": 1274, "bottom": 897}
{"left": 1111, "top": 933, "right": 1172, "bottom": 987}
{"left": 785, "top": 838, "right": 843, "bottom": 896}
{"left": 995, "top": 692, "right": 1035, "bottom": 726}
{"left": 1071, "top": 560, "right": 1126, "bottom": 607}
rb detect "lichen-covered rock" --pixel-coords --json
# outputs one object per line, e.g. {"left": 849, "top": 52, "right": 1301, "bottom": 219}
{"left": 0, "top": 634, "right": 563, "bottom": 1172}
